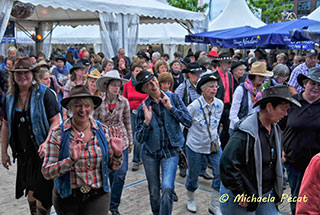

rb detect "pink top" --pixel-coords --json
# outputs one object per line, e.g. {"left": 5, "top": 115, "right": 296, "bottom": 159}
{"left": 218, "top": 67, "right": 231, "bottom": 104}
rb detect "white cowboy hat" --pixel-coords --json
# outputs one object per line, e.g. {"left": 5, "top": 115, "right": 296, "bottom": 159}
{"left": 96, "top": 70, "right": 129, "bottom": 92}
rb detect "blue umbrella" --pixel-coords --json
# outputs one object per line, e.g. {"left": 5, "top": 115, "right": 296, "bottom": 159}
{"left": 186, "top": 18, "right": 319, "bottom": 49}
{"left": 185, "top": 26, "right": 256, "bottom": 47}
{"left": 290, "top": 24, "right": 320, "bottom": 43}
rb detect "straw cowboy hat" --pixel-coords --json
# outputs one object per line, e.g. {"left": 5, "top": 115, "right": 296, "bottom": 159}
{"left": 87, "top": 68, "right": 101, "bottom": 79}
{"left": 249, "top": 61, "right": 273, "bottom": 77}
{"left": 96, "top": 70, "right": 128, "bottom": 92}
{"left": 253, "top": 85, "right": 301, "bottom": 108}
{"left": 60, "top": 85, "right": 102, "bottom": 109}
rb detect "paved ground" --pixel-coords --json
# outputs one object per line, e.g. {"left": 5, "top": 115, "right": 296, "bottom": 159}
{"left": 0, "top": 152, "right": 292, "bottom": 215}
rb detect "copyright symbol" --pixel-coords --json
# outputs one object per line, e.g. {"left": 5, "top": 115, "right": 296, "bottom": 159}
{"left": 219, "top": 194, "right": 229, "bottom": 203}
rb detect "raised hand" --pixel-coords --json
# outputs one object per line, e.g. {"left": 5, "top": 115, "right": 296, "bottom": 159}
{"left": 70, "top": 133, "right": 84, "bottom": 162}
{"left": 160, "top": 91, "right": 172, "bottom": 110}
{"left": 109, "top": 127, "right": 123, "bottom": 157}
{"left": 142, "top": 101, "right": 152, "bottom": 125}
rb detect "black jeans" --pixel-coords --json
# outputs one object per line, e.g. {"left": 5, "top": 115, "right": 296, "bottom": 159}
{"left": 53, "top": 188, "right": 110, "bottom": 215}
{"left": 219, "top": 105, "right": 230, "bottom": 150}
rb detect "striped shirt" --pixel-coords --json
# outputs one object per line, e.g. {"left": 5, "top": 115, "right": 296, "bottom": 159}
{"left": 42, "top": 117, "right": 122, "bottom": 189}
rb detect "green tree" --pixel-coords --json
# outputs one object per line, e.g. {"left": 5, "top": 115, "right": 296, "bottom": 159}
{"left": 167, "top": 0, "right": 208, "bottom": 12}
{"left": 247, "top": 0, "right": 294, "bottom": 23}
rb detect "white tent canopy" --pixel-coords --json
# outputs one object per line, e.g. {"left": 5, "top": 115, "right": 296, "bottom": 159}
{"left": 307, "top": 6, "right": 320, "bottom": 21}
{"left": 14, "top": 0, "right": 205, "bottom": 27}
{"left": 3, "top": 0, "right": 205, "bottom": 59}
{"left": 208, "top": 0, "right": 265, "bottom": 31}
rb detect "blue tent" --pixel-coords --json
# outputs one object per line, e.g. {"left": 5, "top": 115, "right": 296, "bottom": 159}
{"left": 186, "top": 18, "right": 320, "bottom": 49}
{"left": 185, "top": 26, "right": 256, "bottom": 47}
{"left": 290, "top": 24, "right": 320, "bottom": 43}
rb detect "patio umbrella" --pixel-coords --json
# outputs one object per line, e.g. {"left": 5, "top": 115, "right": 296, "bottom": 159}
{"left": 290, "top": 24, "right": 320, "bottom": 43}
{"left": 186, "top": 18, "right": 320, "bottom": 49}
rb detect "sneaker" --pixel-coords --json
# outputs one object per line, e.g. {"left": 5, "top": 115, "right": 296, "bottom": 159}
{"left": 131, "top": 164, "right": 139, "bottom": 171}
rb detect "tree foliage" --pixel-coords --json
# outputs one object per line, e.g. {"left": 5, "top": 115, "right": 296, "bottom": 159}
{"left": 247, "top": 0, "right": 294, "bottom": 23}
{"left": 167, "top": 0, "right": 208, "bottom": 12}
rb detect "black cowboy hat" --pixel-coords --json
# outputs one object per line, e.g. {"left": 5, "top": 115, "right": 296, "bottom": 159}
{"left": 253, "top": 85, "right": 301, "bottom": 108}
{"left": 135, "top": 70, "right": 154, "bottom": 94}
{"left": 60, "top": 85, "right": 102, "bottom": 109}
{"left": 55, "top": 55, "right": 66, "bottom": 64}
{"left": 70, "top": 62, "right": 85, "bottom": 74}
{"left": 196, "top": 74, "right": 219, "bottom": 94}
{"left": 212, "top": 52, "right": 232, "bottom": 63}
{"left": 231, "top": 61, "right": 247, "bottom": 72}
{"left": 182, "top": 62, "right": 206, "bottom": 74}
{"left": 297, "top": 67, "right": 320, "bottom": 87}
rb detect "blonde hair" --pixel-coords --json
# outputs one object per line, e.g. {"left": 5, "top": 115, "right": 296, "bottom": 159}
{"left": 67, "top": 97, "right": 94, "bottom": 116}
{"left": 85, "top": 77, "right": 103, "bottom": 97}
{"left": 38, "top": 68, "right": 50, "bottom": 80}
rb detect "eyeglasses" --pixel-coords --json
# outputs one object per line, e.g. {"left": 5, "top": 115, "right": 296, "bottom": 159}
{"left": 72, "top": 104, "right": 92, "bottom": 109}
{"left": 208, "top": 85, "right": 220, "bottom": 89}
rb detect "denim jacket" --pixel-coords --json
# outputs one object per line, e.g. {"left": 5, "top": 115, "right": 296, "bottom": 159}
{"left": 5, "top": 84, "right": 49, "bottom": 157}
{"left": 54, "top": 120, "right": 110, "bottom": 198}
{"left": 135, "top": 91, "right": 192, "bottom": 153}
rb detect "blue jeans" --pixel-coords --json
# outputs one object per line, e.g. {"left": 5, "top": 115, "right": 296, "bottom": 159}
{"left": 185, "top": 145, "right": 221, "bottom": 192}
{"left": 131, "top": 113, "right": 142, "bottom": 165}
{"left": 142, "top": 149, "right": 178, "bottom": 215}
{"left": 109, "top": 148, "right": 129, "bottom": 211}
{"left": 284, "top": 163, "right": 304, "bottom": 215}
{"left": 219, "top": 183, "right": 279, "bottom": 215}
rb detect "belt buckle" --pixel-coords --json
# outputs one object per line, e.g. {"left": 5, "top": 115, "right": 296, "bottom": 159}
{"left": 80, "top": 185, "right": 91, "bottom": 194}
{"left": 132, "top": 109, "right": 137, "bottom": 114}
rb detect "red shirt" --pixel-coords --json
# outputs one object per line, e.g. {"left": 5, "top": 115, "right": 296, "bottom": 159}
{"left": 122, "top": 79, "right": 148, "bottom": 110}
{"left": 218, "top": 67, "right": 231, "bottom": 104}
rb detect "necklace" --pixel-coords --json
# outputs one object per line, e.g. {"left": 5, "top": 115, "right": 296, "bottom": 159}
{"left": 72, "top": 122, "right": 90, "bottom": 138}
{"left": 18, "top": 91, "right": 30, "bottom": 122}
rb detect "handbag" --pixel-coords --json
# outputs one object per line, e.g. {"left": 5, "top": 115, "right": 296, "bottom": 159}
{"left": 197, "top": 99, "right": 220, "bottom": 153}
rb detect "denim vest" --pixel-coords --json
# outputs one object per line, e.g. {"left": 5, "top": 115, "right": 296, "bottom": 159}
{"left": 142, "top": 92, "right": 185, "bottom": 153}
{"left": 238, "top": 83, "right": 249, "bottom": 120}
{"left": 54, "top": 120, "right": 110, "bottom": 198}
{"left": 6, "top": 84, "right": 49, "bottom": 157}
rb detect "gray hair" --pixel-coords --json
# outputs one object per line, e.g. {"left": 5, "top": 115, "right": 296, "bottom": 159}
{"left": 200, "top": 81, "right": 217, "bottom": 93}
{"left": 272, "top": 64, "right": 290, "bottom": 79}
{"left": 152, "top": 52, "right": 161, "bottom": 59}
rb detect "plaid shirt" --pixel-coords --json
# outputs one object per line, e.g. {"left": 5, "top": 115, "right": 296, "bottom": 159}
{"left": 42, "top": 117, "right": 122, "bottom": 189}
{"left": 94, "top": 94, "right": 132, "bottom": 150}
{"left": 288, "top": 63, "right": 320, "bottom": 93}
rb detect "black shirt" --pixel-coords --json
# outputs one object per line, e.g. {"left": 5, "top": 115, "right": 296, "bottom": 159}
{"left": 258, "top": 115, "right": 277, "bottom": 194}
{"left": 283, "top": 93, "right": 320, "bottom": 172}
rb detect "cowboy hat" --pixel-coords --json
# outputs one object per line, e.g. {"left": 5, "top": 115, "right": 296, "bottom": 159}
{"left": 135, "top": 70, "right": 154, "bottom": 94}
{"left": 253, "top": 85, "right": 301, "bottom": 108}
{"left": 35, "top": 60, "right": 50, "bottom": 70}
{"left": 70, "top": 62, "right": 85, "bottom": 74}
{"left": 297, "top": 67, "right": 320, "bottom": 87}
{"left": 96, "top": 70, "right": 128, "bottom": 92}
{"left": 87, "top": 68, "right": 101, "bottom": 79}
{"left": 212, "top": 52, "right": 232, "bottom": 63}
{"left": 11, "top": 56, "right": 38, "bottom": 72}
{"left": 182, "top": 62, "right": 206, "bottom": 74}
{"left": 196, "top": 74, "right": 219, "bottom": 94}
{"left": 60, "top": 85, "right": 102, "bottom": 109}
{"left": 249, "top": 62, "right": 273, "bottom": 77}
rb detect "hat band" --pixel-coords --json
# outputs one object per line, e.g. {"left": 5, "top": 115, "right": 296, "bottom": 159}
{"left": 217, "top": 57, "right": 232, "bottom": 61}
{"left": 14, "top": 66, "right": 32, "bottom": 70}
{"left": 190, "top": 67, "right": 203, "bottom": 72}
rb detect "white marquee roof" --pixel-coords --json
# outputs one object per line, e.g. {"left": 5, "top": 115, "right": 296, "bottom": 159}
{"left": 208, "top": 0, "right": 265, "bottom": 31}
{"left": 14, "top": 0, "right": 205, "bottom": 27}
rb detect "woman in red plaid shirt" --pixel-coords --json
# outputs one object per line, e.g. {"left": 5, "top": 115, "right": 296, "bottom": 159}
{"left": 42, "top": 85, "right": 123, "bottom": 215}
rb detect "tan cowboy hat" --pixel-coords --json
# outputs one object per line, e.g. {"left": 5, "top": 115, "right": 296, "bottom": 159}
{"left": 249, "top": 61, "right": 273, "bottom": 77}
{"left": 87, "top": 68, "right": 101, "bottom": 79}
{"left": 96, "top": 70, "right": 128, "bottom": 92}
{"left": 11, "top": 56, "right": 38, "bottom": 72}
{"left": 60, "top": 85, "right": 102, "bottom": 109}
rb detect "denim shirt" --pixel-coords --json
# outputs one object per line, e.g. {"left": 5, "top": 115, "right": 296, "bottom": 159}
{"left": 6, "top": 84, "right": 49, "bottom": 157}
{"left": 135, "top": 91, "right": 192, "bottom": 153}
{"left": 54, "top": 120, "right": 110, "bottom": 198}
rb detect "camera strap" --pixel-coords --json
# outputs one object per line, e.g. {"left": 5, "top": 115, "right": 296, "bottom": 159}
{"left": 197, "top": 99, "right": 212, "bottom": 141}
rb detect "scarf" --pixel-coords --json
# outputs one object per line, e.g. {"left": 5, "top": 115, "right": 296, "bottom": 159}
{"left": 244, "top": 77, "right": 264, "bottom": 103}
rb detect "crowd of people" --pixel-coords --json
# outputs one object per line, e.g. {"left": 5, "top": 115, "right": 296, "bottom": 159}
{"left": 0, "top": 44, "right": 320, "bottom": 215}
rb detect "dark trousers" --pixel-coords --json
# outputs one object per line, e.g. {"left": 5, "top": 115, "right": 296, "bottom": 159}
{"left": 53, "top": 188, "right": 110, "bottom": 215}
{"left": 220, "top": 105, "right": 230, "bottom": 150}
